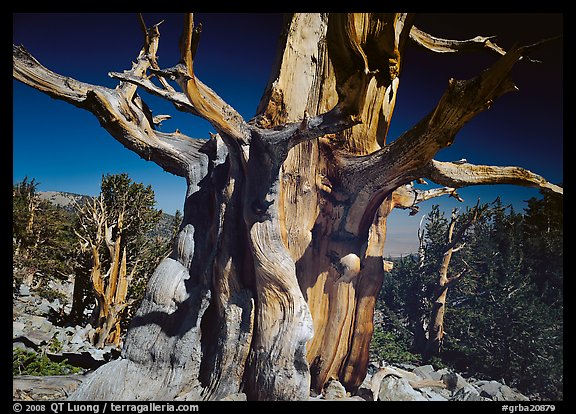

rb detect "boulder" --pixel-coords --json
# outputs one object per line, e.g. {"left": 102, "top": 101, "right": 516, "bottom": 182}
{"left": 21, "top": 326, "right": 54, "bottom": 347}
{"left": 378, "top": 377, "right": 427, "bottom": 401}
{"left": 323, "top": 379, "right": 347, "bottom": 400}
{"left": 441, "top": 371, "right": 459, "bottom": 391}
{"left": 418, "top": 387, "right": 448, "bottom": 401}
{"left": 70, "top": 324, "right": 92, "bottom": 345}
{"left": 13, "top": 340, "right": 37, "bottom": 353}
{"left": 19, "top": 284, "right": 31, "bottom": 296}
{"left": 219, "top": 393, "right": 247, "bottom": 401}
{"left": 37, "top": 298, "right": 53, "bottom": 315}
{"left": 394, "top": 362, "right": 418, "bottom": 371}
{"left": 454, "top": 373, "right": 470, "bottom": 391}
{"left": 13, "top": 321, "right": 26, "bottom": 338}
{"left": 500, "top": 384, "right": 530, "bottom": 401}
{"left": 478, "top": 380, "right": 503, "bottom": 399}
{"left": 475, "top": 380, "right": 530, "bottom": 401}
{"left": 451, "top": 386, "right": 490, "bottom": 401}
{"left": 413, "top": 364, "right": 435, "bottom": 380}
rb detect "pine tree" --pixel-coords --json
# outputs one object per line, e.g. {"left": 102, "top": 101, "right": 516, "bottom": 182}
{"left": 71, "top": 173, "right": 162, "bottom": 348}
{"left": 13, "top": 177, "right": 77, "bottom": 289}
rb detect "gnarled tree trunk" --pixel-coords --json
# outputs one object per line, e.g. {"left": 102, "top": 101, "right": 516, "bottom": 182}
{"left": 13, "top": 13, "right": 562, "bottom": 400}
{"left": 421, "top": 205, "right": 479, "bottom": 362}
{"left": 74, "top": 195, "right": 133, "bottom": 349}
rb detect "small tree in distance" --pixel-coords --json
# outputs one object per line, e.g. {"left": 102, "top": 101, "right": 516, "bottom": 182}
{"left": 13, "top": 177, "right": 40, "bottom": 257}
{"left": 71, "top": 173, "right": 162, "bottom": 348}
{"left": 13, "top": 177, "right": 77, "bottom": 290}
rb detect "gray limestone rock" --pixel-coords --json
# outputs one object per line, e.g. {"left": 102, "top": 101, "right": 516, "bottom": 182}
{"left": 452, "top": 386, "right": 490, "bottom": 401}
{"left": 500, "top": 384, "right": 530, "bottom": 401}
{"left": 479, "top": 380, "right": 503, "bottom": 399}
{"left": 413, "top": 364, "right": 435, "bottom": 379}
{"left": 219, "top": 393, "right": 247, "bottom": 401}
{"left": 378, "top": 377, "right": 427, "bottom": 401}
{"left": 323, "top": 379, "right": 347, "bottom": 400}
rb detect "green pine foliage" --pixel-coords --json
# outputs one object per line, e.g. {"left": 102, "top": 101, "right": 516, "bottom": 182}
{"left": 373, "top": 193, "right": 563, "bottom": 400}
{"left": 13, "top": 177, "right": 77, "bottom": 292}
{"left": 71, "top": 173, "right": 169, "bottom": 329}
{"left": 13, "top": 348, "right": 82, "bottom": 376}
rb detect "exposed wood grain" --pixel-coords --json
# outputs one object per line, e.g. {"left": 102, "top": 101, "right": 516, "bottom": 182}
{"left": 13, "top": 12, "right": 562, "bottom": 401}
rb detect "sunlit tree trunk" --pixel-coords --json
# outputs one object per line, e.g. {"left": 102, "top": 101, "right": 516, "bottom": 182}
{"left": 13, "top": 13, "right": 562, "bottom": 400}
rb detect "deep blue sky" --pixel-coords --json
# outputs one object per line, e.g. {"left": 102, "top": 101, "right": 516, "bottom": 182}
{"left": 13, "top": 13, "right": 563, "bottom": 255}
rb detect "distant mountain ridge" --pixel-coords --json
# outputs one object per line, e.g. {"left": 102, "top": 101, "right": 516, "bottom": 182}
{"left": 37, "top": 190, "right": 177, "bottom": 240}
{"left": 37, "top": 191, "right": 92, "bottom": 212}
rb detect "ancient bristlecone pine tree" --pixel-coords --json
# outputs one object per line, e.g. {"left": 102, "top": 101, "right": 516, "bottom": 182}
{"left": 13, "top": 13, "right": 562, "bottom": 400}
{"left": 74, "top": 194, "right": 131, "bottom": 349}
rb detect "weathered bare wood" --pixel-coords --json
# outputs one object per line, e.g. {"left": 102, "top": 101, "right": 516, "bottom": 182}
{"left": 13, "top": 45, "right": 206, "bottom": 178}
{"left": 108, "top": 71, "right": 197, "bottom": 115}
{"left": 409, "top": 25, "right": 507, "bottom": 56}
{"left": 410, "top": 25, "right": 559, "bottom": 65}
{"left": 423, "top": 159, "right": 563, "bottom": 195}
{"left": 241, "top": 132, "right": 314, "bottom": 400}
{"left": 13, "top": 12, "right": 562, "bottom": 401}
{"left": 13, "top": 375, "right": 87, "bottom": 401}
{"left": 423, "top": 205, "right": 480, "bottom": 361}
{"left": 390, "top": 183, "right": 462, "bottom": 215}
{"left": 337, "top": 42, "right": 561, "bottom": 238}
{"left": 176, "top": 13, "right": 250, "bottom": 142}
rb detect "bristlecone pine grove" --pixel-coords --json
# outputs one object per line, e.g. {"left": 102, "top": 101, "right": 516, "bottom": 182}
{"left": 13, "top": 13, "right": 563, "bottom": 400}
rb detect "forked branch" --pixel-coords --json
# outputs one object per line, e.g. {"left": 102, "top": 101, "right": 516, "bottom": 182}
{"left": 338, "top": 41, "right": 561, "bottom": 236}
{"left": 13, "top": 22, "right": 208, "bottom": 178}
{"left": 391, "top": 183, "right": 463, "bottom": 215}
{"left": 173, "top": 13, "right": 250, "bottom": 142}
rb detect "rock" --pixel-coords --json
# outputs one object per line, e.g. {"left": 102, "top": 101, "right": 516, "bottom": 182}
{"left": 323, "top": 379, "right": 347, "bottom": 400}
{"left": 70, "top": 324, "right": 92, "bottom": 345}
{"left": 86, "top": 348, "right": 106, "bottom": 361}
{"left": 39, "top": 319, "right": 55, "bottom": 334}
{"left": 23, "top": 327, "right": 54, "bottom": 346}
{"left": 19, "top": 284, "right": 31, "bottom": 296}
{"left": 478, "top": 380, "right": 503, "bottom": 399}
{"left": 26, "top": 314, "right": 48, "bottom": 329}
{"left": 378, "top": 377, "right": 427, "bottom": 401}
{"left": 13, "top": 341, "right": 36, "bottom": 353}
{"left": 48, "top": 298, "right": 62, "bottom": 313}
{"left": 500, "top": 384, "right": 530, "bottom": 401}
{"left": 452, "top": 386, "right": 490, "bottom": 401}
{"left": 441, "top": 371, "right": 459, "bottom": 391}
{"left": 394, "top": 362, "right": 418, "bottom": 371}
{"left": 13, "top": 321, "right": 26, "bottom": 338}
{"left": 418, "top": 387, "right": 448, "bottom": 401}
{"left": 37, "top": 298, "right": 52, "bottom": 315}
{"left": 341, "top": 396, "right": 366, "bottom": 401}
{"left": 413, "top": 364, "right": 435, "bottom": 379}
{"left": 475, "top": 380, "right": 530, "bottom": 401}
{"left": 358, "top": 361, "right": 530, "bottom": 402}
{"left": 355, "top": 387, "right": 374, "bottom": 401}
{"left": 53, "top": 329, "right": 69, "bottom": 347}
{"left": 219, "top": 393, "right": 247, "bottom": 401}
{"left": 454, "top": 373, "right": 469, "bottom": 391}
{"left": 429, "top": 367, "right": 450, "bottom": 381}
